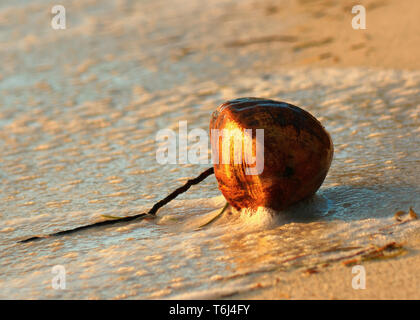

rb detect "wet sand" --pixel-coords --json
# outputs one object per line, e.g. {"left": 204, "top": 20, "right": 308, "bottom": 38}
{"left": 0, "top": 0, "right": 419, "bottom": 299}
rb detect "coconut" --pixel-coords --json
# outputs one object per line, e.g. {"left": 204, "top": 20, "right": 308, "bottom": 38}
{"left": 210, "top": 97, "right": 333, "bottom": 211}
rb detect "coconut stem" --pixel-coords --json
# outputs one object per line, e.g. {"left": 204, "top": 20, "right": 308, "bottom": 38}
{"left": 18, "top": 167, "right": 215, "bottom": 243}
{"left": 196, "top": 202, "right": 229, "bottom": 230}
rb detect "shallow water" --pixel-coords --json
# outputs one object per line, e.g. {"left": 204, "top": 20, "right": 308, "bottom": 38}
{"left": 1, "top": 67, "right": 419, "bottom": 299}
{"left": 0, "top": 0, "right": 419, "bottom": 299}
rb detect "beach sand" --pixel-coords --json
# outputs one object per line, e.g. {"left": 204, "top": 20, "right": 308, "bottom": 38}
{"left": 0, "top": 0, "right": 419, "bottom": 299}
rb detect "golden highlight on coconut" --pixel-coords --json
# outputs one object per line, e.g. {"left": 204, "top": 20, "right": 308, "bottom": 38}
{"left": 156, "top": 122, "right": 265, "bottom": 175}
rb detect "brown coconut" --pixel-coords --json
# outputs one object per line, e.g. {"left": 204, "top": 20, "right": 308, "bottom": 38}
{"left": 210, "top": 97, "right": 333, "bottom": 211}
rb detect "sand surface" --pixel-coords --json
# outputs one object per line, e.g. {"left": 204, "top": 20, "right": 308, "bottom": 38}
{"left": 0, "top": 0, "right": 419, "bottom": 299}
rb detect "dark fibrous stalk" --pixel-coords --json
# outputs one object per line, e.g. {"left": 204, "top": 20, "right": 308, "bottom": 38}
{"left": 19, "top": 167, "right": 214, "bottom": 243}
